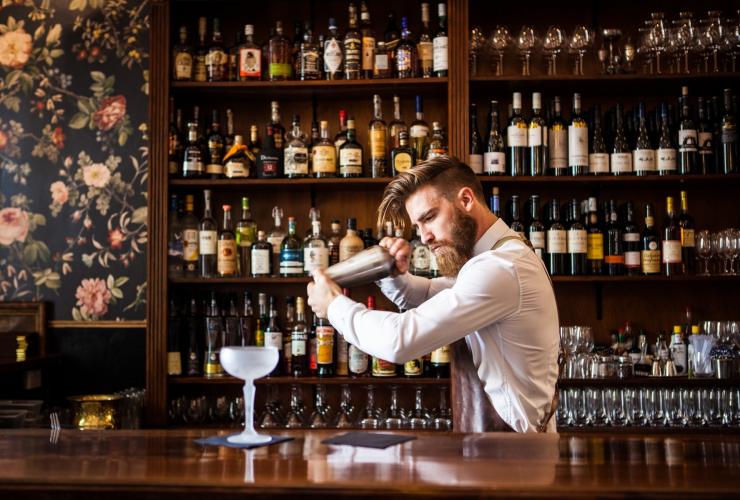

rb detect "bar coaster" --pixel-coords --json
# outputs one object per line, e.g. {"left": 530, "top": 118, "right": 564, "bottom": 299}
{"left": 195, "top": 434, "right": 293, "bottom": 449}
{"left": 322, "top": 432, "right": 416, "bottom": 449}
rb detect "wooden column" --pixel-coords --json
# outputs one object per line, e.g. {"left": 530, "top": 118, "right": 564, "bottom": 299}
{"left": 447, "top": 0, "right": 469, "bottom": 162}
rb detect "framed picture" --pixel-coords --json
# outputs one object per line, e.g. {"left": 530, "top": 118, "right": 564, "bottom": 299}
{"left": 0, "top": 302, "right": 47, "bottom": 358}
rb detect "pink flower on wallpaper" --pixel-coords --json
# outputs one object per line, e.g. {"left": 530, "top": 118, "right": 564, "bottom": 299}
{"left": 108, "top": 228, "right": 124, "bottom": 249}
{"left": 0, "top": 207, "right": 30, "bottom": 246}
{"left": 51, "top": 127, "right": 65, "bottom": 149}
{"left": 0, "top": 29, "right": 33, "bottom": 69}
{"left": 93, "top": 95, "right": 127, "bottom": 131}
{"left": 50, "top": 181, "right": 69, "bottom": 205}
{"left": 0, "top": 130, "right": 8, "bottom": 150}
{"left": 82, "top": 163, "right": 111, "bottom": 188}
{"left": 75, "top": 278, "right": 112, "bottom": 318}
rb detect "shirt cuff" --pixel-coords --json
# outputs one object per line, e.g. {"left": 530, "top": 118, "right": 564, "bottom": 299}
{"left": 327, "top": 293, "right": 357, "bottom": 335}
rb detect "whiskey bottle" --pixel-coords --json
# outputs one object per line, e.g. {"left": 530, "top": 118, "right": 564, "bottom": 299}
{"left": 172, "top": 26, "right": 193, "bottom": 81}
{"left": 426, "top": 121, "right": 447, "bottom": 159}
{"left": 206, "top": 109, "right": 224, "bottom": 178}
{"left": 641, "top": 204, "right": 661, "bottom": 275}
{"left": 198, "top": 190, "right": 217, "bottom": 278}
{"left": 316, "top": 315, "right": 335, "bottom": 378}
{"left": 604, "top": 200, "right": 624, "bottom": 276}
{"left": 238, "top": 24, "right": 261, "bottom": 81}
{"left": 339, "top": 118, "right": 363, "bottom": 177}
{"left": 257, "top": 125, "right": 281, "bottom": 178}
{"left": 292, "top": 297, "right": 309, "bottom": 376}
{"left": 268, "top": 20, "right": 291, "bottom": 81}
{"left": 248, "top": 125, "right": 261, "bottom": 158}
{"left": 193, "top": 17, "right": 208, "bottom": 82}
{"left": 168, "top": 194, "right": 183, "bottom": 278}
{"left": 267, "top": 206, "right": 286, "bottom": 275}
{"left": 369, "top": 95, "right": 388, "bottom": 177}
{"left": 217, "top": 204, "right": 237, "bottom": 277}
{"left": 239, "top": 291, "right": 254, "bottom": 346}
{"left": 280, "top": 216, "right": 304, "bottom": 277}
{"left": 168, "top": 100, "right": 182, "bottom": 177}
{"left": 327, "top": 220, "right": 342, "bottom": 266}
{"left": 324, "top": 18, "right": 343, "bottom": 80}
{"left": 340, "top": 218, "right": 365, "bottom": 261}
{"left": 181, "top": 195, "right": 199, "bottom": 276}
{"left": 418, "top": 2, "right": 434, "bottom": 77}
{"left": 410, "top": 226, "right": 431, "bottom": 276}
{"left": 204, "top": 292, "right": 224, "bottom": 377}
{"left": 433, "top": 2, "right": 448, "bottom": 77}
{"left": 254, "top": 293, "right": 268, "bottom": 347}
{"left": 223, "top": 108, "right": 234, "bottom": 152}
{"left": 182, "top": 121, "right": 204, "bottom": 178}
{"left": 251, "top": 230, "right": 272, "bottom": 277}
{"left": 264, "top": 296, "right": 283, "bottom": 376}
{"left": 304, "top": 217, "right": 329, "bottom": 275}
{"left": 430, "top": 344, "right": 450, "bottom": 378}
{"left": 395, "top": 16, "right": 417, "bottom": 78}
{"left": 360, "top": 0, "right": 375, "bottom": 79}
{"left": 410, "top": 95, "right": 430, "bottom": 163}
{"left": 312, "top": 120, "right": 337, "bottom": 177}
{"left": 334, "top": 110, "right": 349, "bottom": 155}
{"left": 623, "top": 201, "right": 641, "bottom": 276}
{"left": 227, "top": 31, "right": 240, "bottom": 82}
{"left": 298, "top": 25, "right": 321, "bottom": 81}
{"left": 269, "top": 101, "right": 285, "bottom": 151}
{"left": 223, "top": 135, "right": 253, "bottom": 179}
{"left": 547, "top": 96, "right": 567, "bottom": 176}
{"left": 373, "top": 41, "right": 391, "bottom": 78}
{"left": 568, "top": 93, "right": 588, "bottom": 175}
{"left": 284, "top": 114, "right": 309, "bottom": 178}
{"left": 469, "top": 102, "right": 483, "bottom": 173}
{"left": 344, "top": 2, "right": 362, "bottom": 79}
{"left": 388, "top": 95, "right": 407, "bottom": 150}
{"left": 206, "top": 18, "right": 227, "bottom": 82}
{"left": 391, "top": 131, "right": 415, "bottom": 175}
{"left": 528, "top": 92, "right": 547, "bottom": 176}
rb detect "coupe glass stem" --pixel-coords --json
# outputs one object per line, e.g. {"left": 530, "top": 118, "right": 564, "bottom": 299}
{"left": 242, "top": 379, "right": 258, "bottom": 437}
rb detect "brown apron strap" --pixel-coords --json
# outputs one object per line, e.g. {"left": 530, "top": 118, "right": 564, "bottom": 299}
{"left": 450, "top": 233, "right": 560, "bottom": 433}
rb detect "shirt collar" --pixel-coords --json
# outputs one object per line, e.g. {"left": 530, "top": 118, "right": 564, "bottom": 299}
{"left": 472, "top": 218, "right": 510, "bottom": 257}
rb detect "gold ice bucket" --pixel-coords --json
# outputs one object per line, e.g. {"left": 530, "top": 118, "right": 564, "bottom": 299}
{"left": 68, "top": 394, "right": 122, "bottom": 430}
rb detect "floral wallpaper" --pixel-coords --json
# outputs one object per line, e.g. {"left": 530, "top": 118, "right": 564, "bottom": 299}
{"left": 0, "top": 0, "right": 149, "bottom": 321}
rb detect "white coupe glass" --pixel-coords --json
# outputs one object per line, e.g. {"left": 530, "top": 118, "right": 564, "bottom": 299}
{"left": 220, "top": 346, "right": 279, "bottom": 444}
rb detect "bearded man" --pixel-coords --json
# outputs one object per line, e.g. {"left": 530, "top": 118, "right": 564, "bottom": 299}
{"left": 307, "top": 156, "right": 560, "bottom": 433}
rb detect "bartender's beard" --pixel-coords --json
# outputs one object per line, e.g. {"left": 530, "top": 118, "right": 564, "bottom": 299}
{"left": 432, "top": 208, "right": 478, "bottom": 278}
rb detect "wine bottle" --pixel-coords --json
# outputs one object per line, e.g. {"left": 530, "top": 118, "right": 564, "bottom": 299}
{"left": 678, "top": 190, "right": 695, "bottom": 275}
{"left": 527, "top": 195, "right": 546, "bottom": 260}
{"left": 641, "top": 204, "right": 661, "bottom": 275}
{"left": 662, "top": 196, "right": 683, "bottom": 276}
{"left": 198, "top": 189, "right": 217, "bottom": 278}
{"left": 697, "top": 97, "right": 715, "bottom": 174}
{"left": 528, "top": 92, "right": 547, "bottom": 176}
{"left": 622, "top": 201, "right": 641, "bottom": 276}
{"left": 721, "top": 88, "right": 737, "bottom": 174}
{"left": 567, "top": 199, "right": 587, "bottom": 275}
{"left": 585, "top": 197, "right": 604, "bottom": 275}
{"left": 291, "top": 297, "right": 309, "bottom": 377}
{"left": 217, "top": 204, "right": 237, "bottom": 277}
{"left": 469, "top": 103, "right": 483, "bottom": 173}
{"left": 633, "top": 102, "right": 656, "bottom": 176}
{"left": 611, "top": 103, "right": 633, "bottom": 175}
{"left": 507, "top": 92, "right": 528, "bottom": 176}
{"left": 509, "top": 195, "right": 525, "bottom": 237}
{"left": 589, "top": 104, "right": 610, "bottom": 175}
{"left": 657, "top": 102, "right": 677, "bottom": 175}
{"left": 604, "top": 200, "right": 624, "bottom": 276}
{"left": 548, "top": 96, "right": 568, "bottom": 176}
{"left": 546, "top": 198, "right": 567, "bottom": 275}
{"left": 484, "top": 100, "right": 506, "bottom": 175}
{"left": 568, "top": 93, "right": 588, "bottom": 176}
{"left": 678, "top": 87, "right": 698, "bottom": 175}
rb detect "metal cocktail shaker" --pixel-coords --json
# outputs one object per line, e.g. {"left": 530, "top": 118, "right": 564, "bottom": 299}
{"left": 324, "top": 246, "right": 396, "bottom": 287}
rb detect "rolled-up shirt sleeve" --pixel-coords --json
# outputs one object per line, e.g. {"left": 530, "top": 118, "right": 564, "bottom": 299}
{"left": 327, "top": 256, "right": 521, "bottom": 363}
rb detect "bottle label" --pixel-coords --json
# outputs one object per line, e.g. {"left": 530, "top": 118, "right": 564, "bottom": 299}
{"left": 344, "top": 36, "right": 361, "bottom": 72}
{"left": 206, "top": 162, "right": 223, "bottom": 175}
{"left": 183, "top": 229, "right": 199, "bottom": 261}
{"left": 349, "top": 345, "right": 368, "bottom": 374}
{"left": 300, "top": 50, "right": 320, "bottom": 78}
{"left": 624, "top": 251, "right": 640, "bottom": 268}
{"left": 589, "top": 153, "right": 609, "bottom": 174}
{"left": 239, "top": 48, "right": 261, "bottom": 77}
{"left": 549, "top": 129, "right": 568, "bottom": 168}
{"left": 206, "top": 49, "right": 227, "bottom": 80}
{"left": 528, "top": 125, "right": 545, "bottom": 146}
{"left": 279, "top": 248, "right": 303, "bottom": 275}
{"left": 362, "top": 36, "right": 375, "bottom": 70}
{"left": 412, "top": 246, "right": 431, "bottom": 271}
{"left": 678, "top": 129, "right": 698, "bottom": 152}
{"left": 259, "top": 155, "right": 279, "bottom": 175}
{"left": 394, "top": 152, "right": 413, "bottom": 173}
{"left": 567, "top": 229, "right": 587, "bottom": 254}
{"left": 633, "top": 148, "right": 656, "bottom": 172}
{"left": 680, "top": 228, "right": 695, "bottom": 248}
{"left": 623, "top": 232, "right": 640, "bottom": 243}
{"left": 372, "top": 357, "right": 396, "bottom": 376}
{"left": 721, "top": 125, "right": 737, "bottom": 144}
{"left": 316, "top": 326, "right": 335, "bottom": 365}
{"left": 336, "top": 335, "right": 349, "bottom": 375}
{"left": 183, "top": 154, "right": 204, "bottom": 175}
{"left": 404, "top": 358, "right": 423, "bottom": 376}
{"left": 199, "top": 230, "right": 217, "bottom": 255}
{"left": 251, "top": 248, "right": 270, "bottom": 274}
{"left": 174, "top": 52, "right": 193, "bottom": 79}
{"left": 410, "top": 124, "right": 429, "bottom": 138}
{"left": 483, "top": 151, "right": 506, "bottom": 174}
{"left": 610, "top": 152, "right": 633, "bottom": 173}
{"left": 370, "top": 129, "right": 386, "bottom": 159}
{"left": 469, "top": 153, "right": 483, "bottom": 173}
{"left": 339, "top": 242, "right": 364, "bottom": 262}
{"left": 193, "top": 55, "right": 207, "bottom": 81}
{"left": 431, "top": 345, "right": 450, "bottom": 363}
{"left": 568, "top": 126, "right": 589, "bottom": 166}
{"left": 291, "top": 330, "right": 307, "bottom": 356}
{"left": 507, "top": 126, "right": 528, "bottom": 147}
{"left": 641, "top": 249, "right": 661, "bottom": 274}
{"left": 339, "top": 148, "right": 363, "bottom": 174}
{"left": 657, "top": 148, "right": 677, "bottom": 171}
{"left": 304, "top": 246, "right": 329, "bottom": 273}
{"left": 224, "top": 159, "right": 249, "bottom": 178}
{"left": 308, "top": 337, "right": 317, "bottom": 370}
{"left": 547, "top": 229, "right": 567, "bottom": 254}
{"left": 529, "top": 230, "right": 545, "bottom": 250}
{"left": 167, "top": 352, "right": 182, "bottom": 376}
{"left": 670, "top": 343, "right": 687, "bottom": 375}
{"left": 265, "top": 330, "right": 282, "bottom": 350}
{"left": 237, "top": 226, "right": 255, "bottom": 248}
{"left": 662, "top": 240, "right": 682, "bottom": 264}
{"left": 284, "top": 146, "right": 309, "bottom": 175}
{"left": 396, "top": 47, "right": 412, "bottom": 72}
{"left": 433, "top": 36, "right": 448, "bottom": 71}
{"left": 418, "top": 41, "right": 433, "bottom": 69}
{"left": 374, "top": 53, "right": 389, "bottom": 71}
{"left": 604, "top": 254, "right": 625, "bottom": 265}
{"left": 312, "top": 145, "right": 337, "bottom": 173}
{"left": 587, "top": 233, "right": 604, "bottom": 260}
{"left": 217, "top": 240, "right": 237, "bottom": 275}
{"left": 324, "top": 39, "right": 343, "bottom": 72}
{"left": 269, "top": 62, "right": 291, "bottom": 78}
{"left": 698, "top": 131, "right": 713, "bottom": 151}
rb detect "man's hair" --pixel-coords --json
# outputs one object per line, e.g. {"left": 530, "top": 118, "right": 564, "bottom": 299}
{"left": 377, "top": 156, "right": 485, "bottom": 230}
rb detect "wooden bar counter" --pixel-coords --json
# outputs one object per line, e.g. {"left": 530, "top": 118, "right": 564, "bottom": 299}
{"left": 1, "top": 429, "right": 740, "bottom": 499}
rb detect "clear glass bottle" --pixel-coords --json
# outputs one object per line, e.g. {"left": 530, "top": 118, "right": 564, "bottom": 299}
{"left": 284, "top": 114, "right": 309, "bottom": 178}
{"left": 410, "top": 95, "right": 430, "bottom": 163}
{"left": 304, "top": 214, "right": 329, "bottom": 276}
{"left": 410, "top": 226, "right": 431, "bottom": 276}
{"left": 368, "top": 94, "right": 388, "bottom": 177}
{"left": 528, "top": 92, "right": 547, "bottom": 176}
{"left": 388, "top": 95, "right": 407, "bottom": 150}
{"left": 426, "top": 121, "right": 447, "bottom": 159}
{"left": 395, "top": 16, "right": 417, "bottom": 78}
{"left": 339, "top": 118, "right": 364, "bottom": 178}
{"left": 238, "top": 24, "right": 261, "bottom": 81}
{"left": 343, "top": 2, "right": 362, "bottom": 80}
{"left": 206, "top": 18, "right": 227, "bottom": 82}
{"left": 360, "top": 0, "right": 375, "bottom": 79}
{"left": 267, "top": 206, "right": 286, "bottom": 276}
{"left": 235, "top": 197, "right": 256, "bottom": 277}
{"left": 323, "top": 18, "right": 343, "bottom": 80}
{"left": 251, "top": 230, "right": 272, "bottom": 277}
{"left": 313, "top": 120, "right": 337, "bottom": 177}
{"left": 181, "top": 121, "right": 204, "bottom": 178}
{"left": 268, "top": 20, "right": 291, "bottom": 81}
{"left": 328, "top": 220, "right": 342, "bottom": 266}
{"left": 418, "top": 2, "right": 434, "bottom": 77}
{"left": 172, "top": 26, "right": 193, "bottom": 81}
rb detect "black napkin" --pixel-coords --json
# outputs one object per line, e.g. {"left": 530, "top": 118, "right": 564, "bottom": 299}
{"left": 322, "top": 432, "right": 416, "bottom": 449}
{"left": 195, "top": 434, "right": 293, "bottom": 449}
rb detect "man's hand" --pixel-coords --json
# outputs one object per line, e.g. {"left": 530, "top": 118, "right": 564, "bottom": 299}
{"left": 379, "top": 236, "right": 411, "bottom": 275}
{"left": 307, "top": 268, "right": 342, "bottom": 318}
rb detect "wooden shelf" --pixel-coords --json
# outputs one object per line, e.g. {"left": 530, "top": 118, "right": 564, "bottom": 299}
{"left": 170, "top": 376, "right": 449, "bottom": 386}
{"left": 169, "top": 177, "right": 392, "bottom": 188}
{"left": 559, "top": 377, "right": 740, "bottom": 388}
{"left": 170, "top": 276, "right": 311, "bottom": 284}
{"left": 471, "top": 72, "right": 738, "bottom": 84}
{"left": 476, "top": 174, "right": 740, "bottom": 185}
{"left": 559, "top": 426, "right": 740, "bottom": 434}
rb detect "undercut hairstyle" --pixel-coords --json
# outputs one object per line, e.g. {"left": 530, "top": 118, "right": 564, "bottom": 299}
{"left": 377, "top": 156, "right": 486, "bottom": 230}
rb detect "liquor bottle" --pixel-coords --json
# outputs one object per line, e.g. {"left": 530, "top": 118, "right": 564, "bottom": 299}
{"left": 324, "top": 18, "right": 343, "bottom": 80}
{"left": 315, "top": 314, "right": 335, "bottom": 377}
{"left": 205, "top": 18, "right": 227, "bottom": 82}
{"left": 410, "top": 95, "right": 430, "bottom": 163}
{"left": 313, "top": 120, "right": 337, "bottom": 177}
{"left": 281, "top": 296, "right": 295, "bottom": 374}
{"left": 433, "top": 2, "right": 448, "bottom": 77}
{"left": 238, "top": 24, "right": 261, "bottom": 81}
{"left": 268, "top": 21, "right": 291, "bottom": 81}
{"left": 365, "top": 295, "right": 396, "bottom": 377}
{"left": 291, "top": 21, "right": 303, "bottom": 78}
{"left": 589, "top": 104, "right": 610, "bottom": 175}
{"left": 217, "top": 204, "right": 237, "bottom": 277}
{"left": 193, "top": 17, "right": 208, "bottom": 82}
{"left": 528, "top": 92, "right": 547, "bottom": 176}
{"left": 528, "top": 195, "right": 546, "bottom": 259}
{"left": 223, "top": 108, "right": 235, "bottom": 152}
{"left": 264, "top": 296, "right": 283, "bottom": 375}
{"left": 343, "top": 2, "right": 361, "bottom": 80}
{"left": 489, "top": 186, "right": 501, "bottom": 217}
{"left": 223, "top": 135, "right": 252, "bottom": 179}
{"left": 611, "top": 103, "right": 633, "bottom": 175}
{"left": 508, "top": 92, "right": 528, "bottom": 176}
{"left": 257, "top": 125, "right": 281, "bottom": 178}
{"left": 167, "top": 102, "right": 182, "bottom": 177}
{"left": 251, "top": 230, "right": 272, "bottom": 277}
{"left": 233, "top": 197, "right": 256, "bottom": 277}
{"left": 204, "top": 292, "right": 224, "bottom": 377}
{"left": 546, "top": 198, "right": 567, "bottom": 275}
{"left": 395, "top": 16, "right": 417, "bottom": 78}
{"left": 199, "top": 189, "right": 217, "bottom": 278}
{"left": 382, "top": 96, "right": 405, "bottom": 152}
{"left": 633, "top": 102, "right": 656, "bottom": 176}
{"left": 392, "top": 131, "right": 415, "bottom": 175}
{"left": 226, "top": 31, "right": 240, "bottom": 82}
{"left": 328, "top": 220, "right": 342, "bottom": 266}
{"left": 205, "top": 109, "right": 224, "bottom": 178}
{"left": 279, "top": 216, "right": 303, "bottom": 277}
{"left": 641, "top": 204, "right": 661, "bottom": 275}
{"left": 185, "top": 298, "right": 201, "bottom": 375}
{"left": 181, "top": 195, "right": 199, "bottom": 276}
{"left": 484, "top": 100, "right": 506, "bottom": 175}
{"left": 697, "top": 97, "right": 715, "bottom": 174}
{"left": 349, "top": 337, "right": 369, "bottom": 377}
{"left": 295, "top": 25, "right": 319, "bottom": 81}
{"left": 585, "top": 197, "right": 604, "bottom": 275}
{"left": 604, "top": 200, "right": 624, "bottom": 276}
{"left": 410, "top": 226, "right": 431, "bottom": 276}
{"left": 662, "top": 196, "right": 683, "bottom": 276}
{"left": 266, "top": 206, "right": 285, "bottom": 275}
{"left": 359, "top": 0, "right": 375, "bottom": 79}
{"left": 333, "top": 110, "right": 349, "bottom": 155}
{"left": 657, "top": 102, "right": 677, "bottom": 175}
{"left": 168, "top": 194, "right": 183, "bottom": 279}
{"left": 291, "top": 297, "right": 309, "bottom": 376}
{"left": 548, "top": 96, "right": 568, "bottom": 176}
{"left": 182, "top": 121, "right": 204, "bottom": 178}
{"left": 430, "top": 344, "right": 450, "bottom": 378}
{"left": 223, "top": 295, "right": 240, "bottom": 346}
{"left": 172, "top": 26, "right": 193, "bottom": 81}
{"left": 569, "top": 93, "right": 588, "bottom": 175}
{"left": 253, "top": 293, "right": 267, "bottom": 347}
{"left": 248, "top": 125, "right": 261, "bottom": 158}
{"left": 167, "top": 299, "right": 183, "bottom": 376}
{"left": 340, "top": 218, "right": 364, "bottom": 261}
{"left": 468, "top": 103, "right": 483, "bottom": 173}
{"left": 678, "top": 190, "right": 695, "bottom": 275}
{"left": 678, "top": 87, "right": 698, "bottom": 175}
{"left": 284, "top": 115, "right": 309, "bottom": 178}
{"left": 339, "top": 118, "right": 363, "bottom": 177}
{"left": 239, "top": 291, "right": 254, "bottom": 346}
{"left": 418, "top": 2, "right": 434, "bottom": 77}
{"left": 384, "top": 11, "right": 400, "bottom": 63}
{"left": 567, "top": 199, "right": 587, "bottom": 276}
{"left": 363, "top": 228, "right": 377, "bottom": 248}
{"left": 721, "top": 88, "right": 737, "bottom": 174}
{"left": 304, "top": 216, "right": 329, "bottom": 275}
{"left": 373, "top": 41, "right": 391, "bottom": 78}
{"left": 426, "top": 122, "right": 447, "bottom": 159}
{"left": 369, "top": 95, "right": 388, "bottom": 177}
{"left": 622, "top": 201, "right": 641, "bottom": 276}
{"left": 509, "top": 195, "right": 525, "bottom": 237}
{"left": 668, "top": 325, "right": 688, "bottom": 376}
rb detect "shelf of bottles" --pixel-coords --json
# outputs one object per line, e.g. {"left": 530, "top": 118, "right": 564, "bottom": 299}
{"left": 171, "top": 376, "right": 450, "bottom": 386}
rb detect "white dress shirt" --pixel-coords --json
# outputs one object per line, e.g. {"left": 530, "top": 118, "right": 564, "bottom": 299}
{"left": 327, "top": 218, "right": 560, "bottom": 432}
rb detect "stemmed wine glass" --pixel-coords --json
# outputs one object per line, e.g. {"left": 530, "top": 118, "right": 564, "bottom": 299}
{"left": 334, "top": 384, "right": 356, "bottom": 428}
{"left": 384, "top": 386, "right": 407, "bottom": 429}
{"left": 308, "top": 385, "right": 331, "bottom": 429}
{"left": 568, "top": 25, "right": 592, "bottom": 76}
{"left": 283, "top": 384, "right": 306, "bottom": 428}
{"left": 705, "top": 11, "right": 726, "bottom": 72}
{"left": 516, "top": 26, "right": 537, "bottom": 76}
{"left": 357, "top": 385, "right": 384, "bottom": 429}
{"left": 257, "top": 384, "right": 283, "bottom": 428}
{"left": 648, "top": 12, "right": 668, "bottom": 74}
{"left": 602, "top": 28, "right": 623, "bottom": 74}
{"left": 489, "top": 25, "right": 511, "bottom": 76}
{"left": 673, "top": 11, "right": 696, "bottom": 74}
{"left": 470, "top": 26, "right": 485, "bottom": 76}
{"left": 696, "top": 230, "right": 714, "bottom": 275}
{"left": 543, "top": 26, "right": 565, "bottom": 75}
{"left": 431, "top": 386, "right": 453, "bottom": 430}
{"left": 408, "top": 386, "right": 429, "bottom": 429}
{"left": 219, "top": 346, "right": 279, "bottom": 444}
